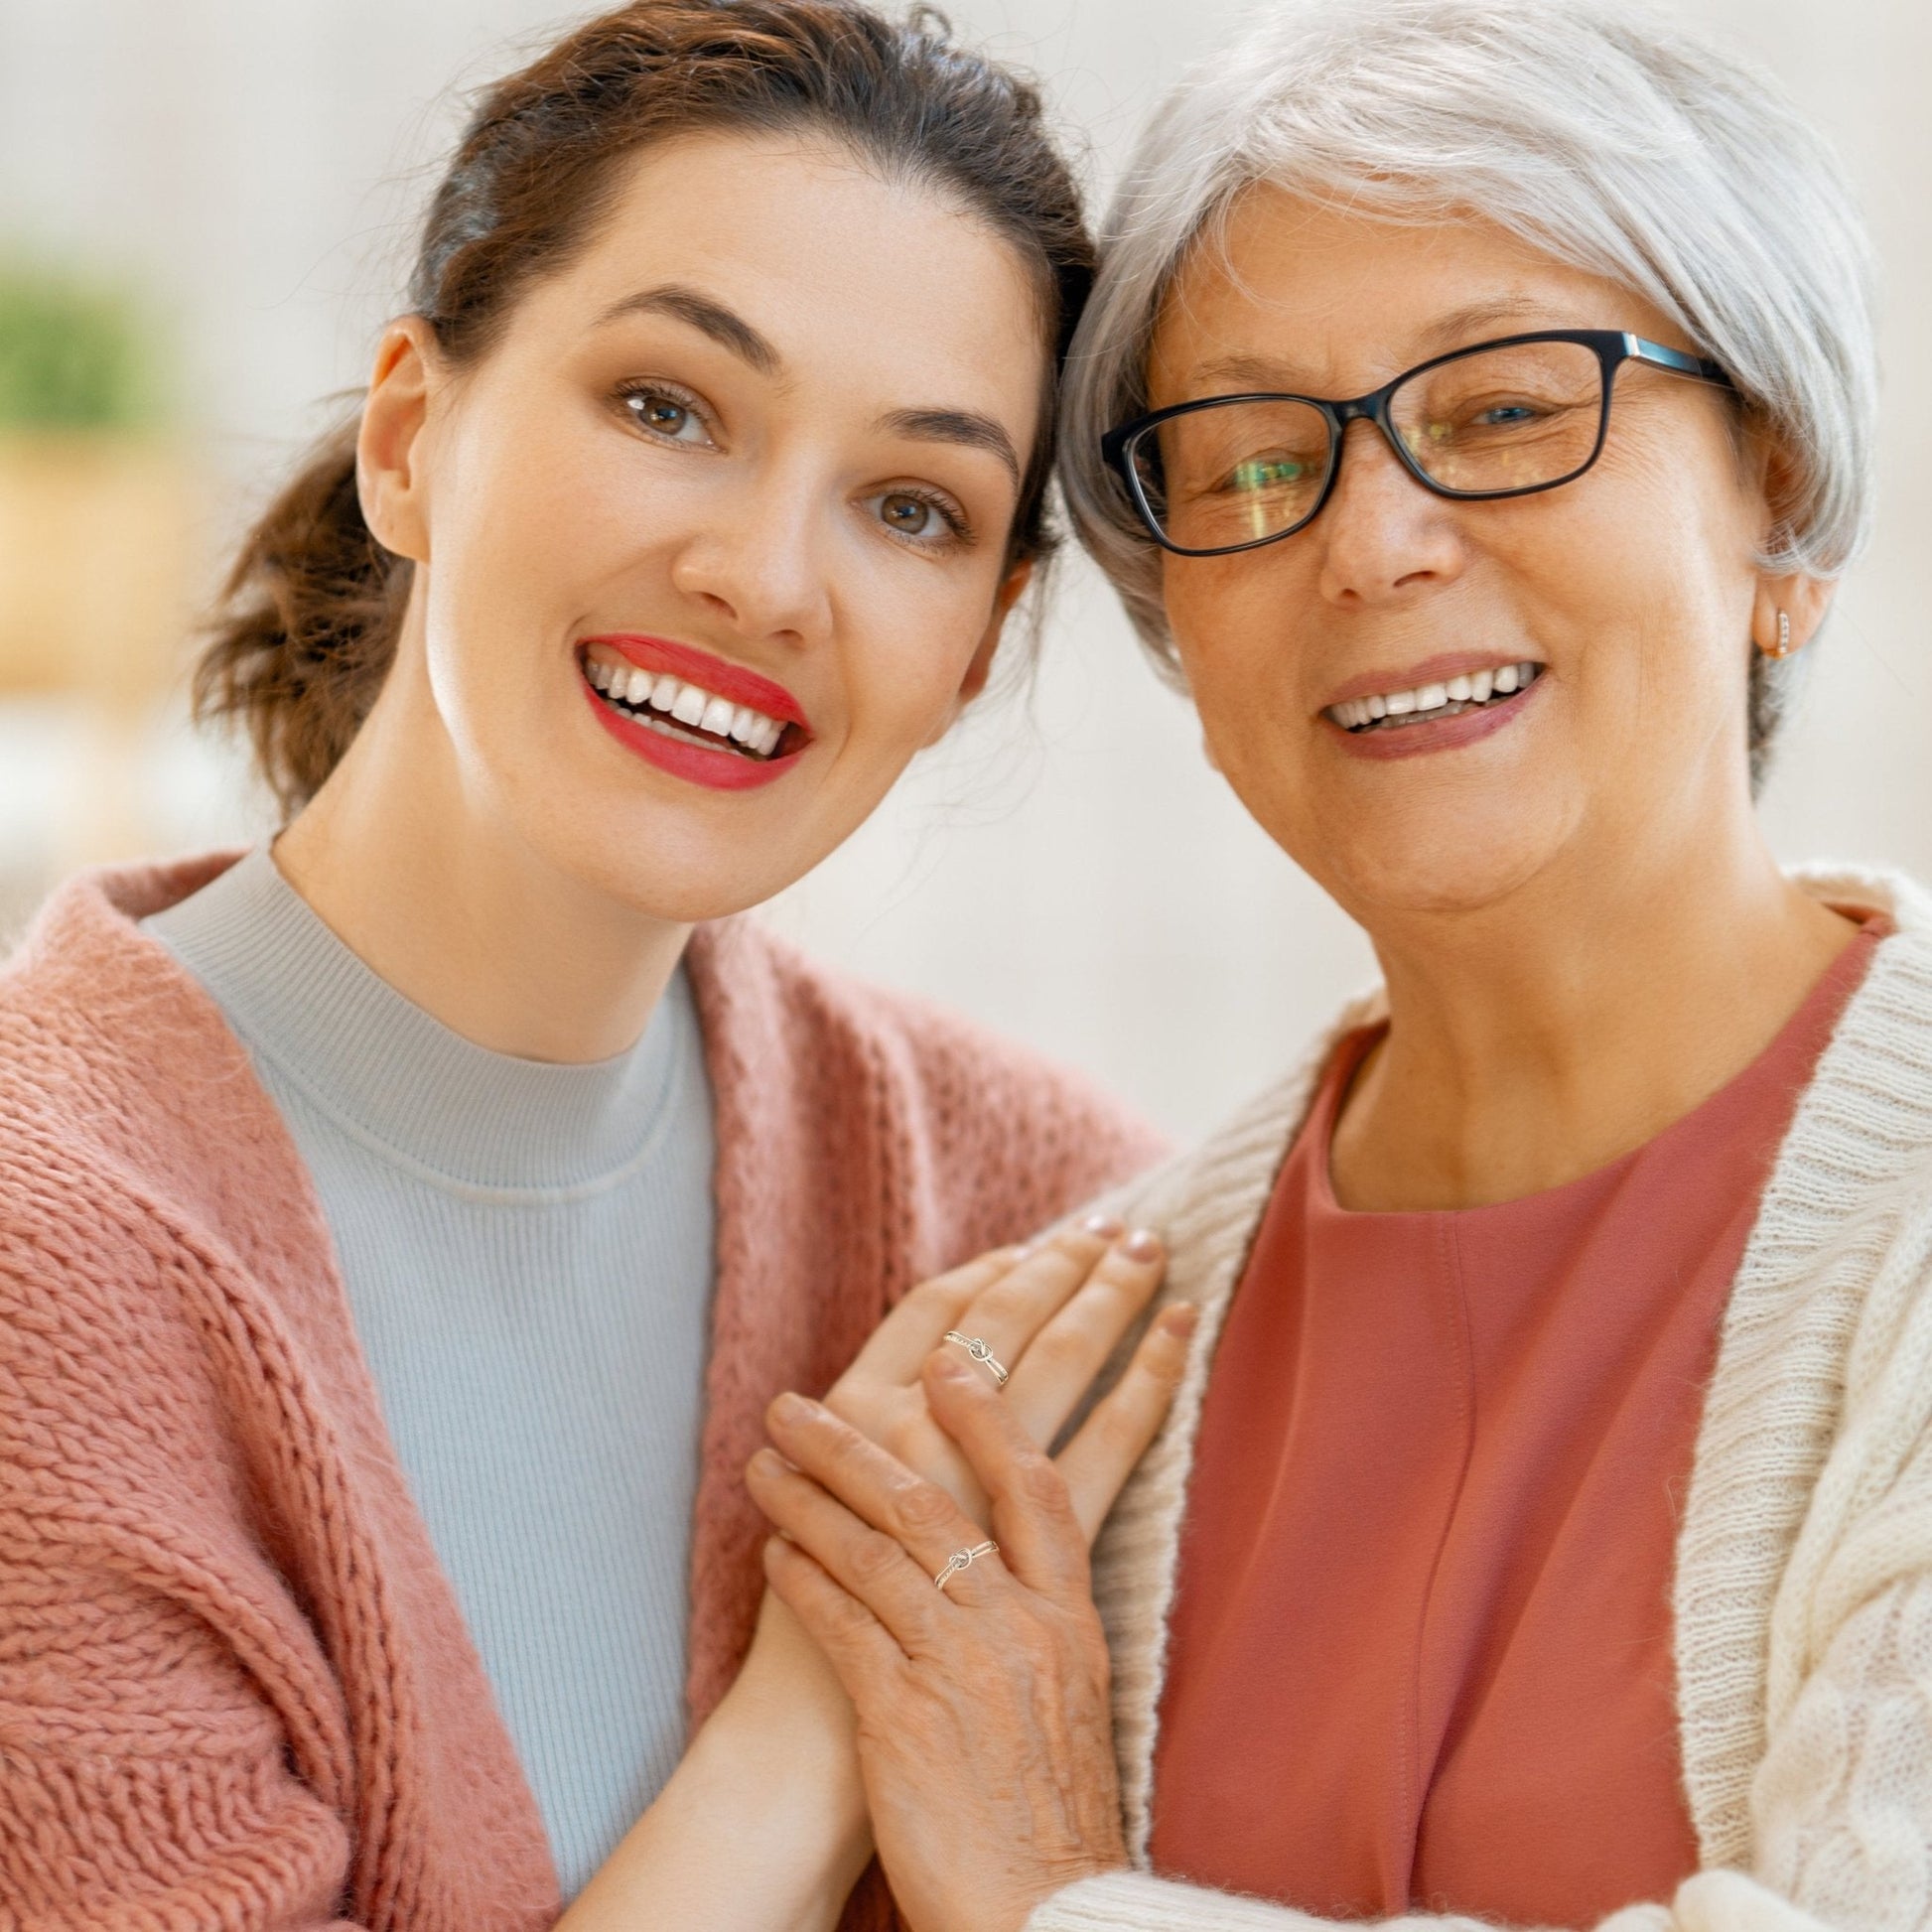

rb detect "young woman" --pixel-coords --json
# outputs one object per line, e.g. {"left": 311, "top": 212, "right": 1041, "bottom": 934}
{"left": 737, "top": 4, "right": 1932, "bottom": 1930}
{"left": 0, "top": 6, "right": 1188, "bottom": 1928}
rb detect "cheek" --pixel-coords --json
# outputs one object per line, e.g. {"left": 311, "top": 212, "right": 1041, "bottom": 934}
{"left": 1533, "top": 467, "right": 1755, "bottom": 741}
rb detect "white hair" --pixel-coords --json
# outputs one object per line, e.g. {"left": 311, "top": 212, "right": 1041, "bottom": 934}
{"left": 1058, "top": 0, "right": 1879, "bottom": 775}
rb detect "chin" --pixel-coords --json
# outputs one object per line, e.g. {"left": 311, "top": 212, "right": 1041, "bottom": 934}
{"left": 1315, "top": 818, "right": 1565, "bottom": 922}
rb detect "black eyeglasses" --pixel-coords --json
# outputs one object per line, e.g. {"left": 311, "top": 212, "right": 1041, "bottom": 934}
{"left": 1101, "top": 329, "right": 1735, "bottom": 558}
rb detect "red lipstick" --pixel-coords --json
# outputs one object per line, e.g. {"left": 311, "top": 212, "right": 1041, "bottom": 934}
{"left": 586, "top": 634, "right": 809, "bottom": 729}
{"left": 579, "top": 633, "right": 811, "bottom": 793}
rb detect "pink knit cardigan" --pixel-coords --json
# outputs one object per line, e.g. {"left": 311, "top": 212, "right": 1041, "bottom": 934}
{"left": 0, "top": 853, "right": 1164, "bottom": 1931}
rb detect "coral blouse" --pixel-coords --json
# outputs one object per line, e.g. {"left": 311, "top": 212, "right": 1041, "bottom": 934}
{"left": 1149, "top": 924, "right": 1882, "bottom": 1927}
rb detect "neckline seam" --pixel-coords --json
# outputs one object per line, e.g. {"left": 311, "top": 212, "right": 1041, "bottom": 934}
{"left": 225, "top": 1013, "right": 693, "bottom": 1203}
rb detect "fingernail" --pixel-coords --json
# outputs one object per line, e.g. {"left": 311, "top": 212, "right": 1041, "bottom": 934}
{"left": 1125, "top": 1227, "right": 1165, "bottom": 1262}
{"left": 748, "top": 1447, "right": 784, "bottom": 1478}
{"left": 1082, "top": 1213, "right": 1124, "bottom": 1238}
{"left": 770, "top": 1391, "right": 813, "bottom": 1425}
{"left": 1161, "top": 1302, "right": 1199, "bottom": 1339}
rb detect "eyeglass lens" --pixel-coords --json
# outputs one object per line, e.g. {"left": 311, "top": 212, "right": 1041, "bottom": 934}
{"left": 1132, "top": 338, "right": 1608, "bottom": 551}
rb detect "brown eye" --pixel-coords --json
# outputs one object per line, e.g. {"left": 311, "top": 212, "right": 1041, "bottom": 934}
{"left": 621, "top": 386, "right": 711, "bottom": 446}
{"left": 881, "top": 492, "right": 936, "bottom": 536}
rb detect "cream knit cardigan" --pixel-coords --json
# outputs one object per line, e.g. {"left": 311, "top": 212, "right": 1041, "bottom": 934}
{"left": 1033, "top": 869, "right": 1932, "bottom": 1932}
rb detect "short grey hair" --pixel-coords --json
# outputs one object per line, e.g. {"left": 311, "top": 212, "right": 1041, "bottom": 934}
{"left": 1059, "top": 0, "right": 1879, "bottom": 780}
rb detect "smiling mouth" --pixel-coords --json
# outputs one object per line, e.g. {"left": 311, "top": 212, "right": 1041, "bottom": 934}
{"left": 1325, "top": 660, "right": 1546, "bottom": 733}
{"left": 582, "top": 648, "right": 804, "bottom": 762}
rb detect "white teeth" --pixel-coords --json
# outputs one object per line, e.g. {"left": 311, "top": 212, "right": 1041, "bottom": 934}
{"left": 586, "top": 654, "right": 793, "bottom": 759}
{"left": 1328, "top": 661, "right": 1541, "bottom": 731}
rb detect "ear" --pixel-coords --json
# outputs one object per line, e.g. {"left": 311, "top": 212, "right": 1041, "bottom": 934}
{"left": 919, "top": 559, "right": 1035, "bottom": 748}
{"left": 1749, "top": 571, "right": 1834, "bottom": 659}
{"left": 355, "top": 317, "right": 443, "bottom": 565}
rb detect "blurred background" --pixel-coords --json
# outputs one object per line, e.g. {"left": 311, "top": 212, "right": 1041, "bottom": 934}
{"left": 0, "top": 0, "right": 1925, "bottom": 1143}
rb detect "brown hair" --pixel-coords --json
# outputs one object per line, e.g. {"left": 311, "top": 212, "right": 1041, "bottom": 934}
{"left": 196, "top": 0, "right": 1095, "bottom": 817}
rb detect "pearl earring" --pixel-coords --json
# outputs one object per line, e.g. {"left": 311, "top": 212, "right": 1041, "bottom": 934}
{"left": 1764, "top": 610, "right": 1793, "bottom": 659}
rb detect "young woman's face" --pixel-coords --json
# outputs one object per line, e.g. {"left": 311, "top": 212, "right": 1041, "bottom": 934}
{"left": 1147, "top": 191, "right": 1790, "bottom": 927}
{"left": 368, "top": 131, "right": 1044, "bottom": 922}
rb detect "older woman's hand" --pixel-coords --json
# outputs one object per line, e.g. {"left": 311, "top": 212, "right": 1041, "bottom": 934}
{"left": 746, "top": 1316, "right": 1196, "bottom": 1932}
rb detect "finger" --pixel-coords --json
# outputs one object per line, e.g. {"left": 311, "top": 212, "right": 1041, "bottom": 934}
{"left": 747, "top": 1446, "right": 950, "bottom": 1649}
{"left": 762, "top": 1534, "right": 909, "bottom": 1695}
{"left": 922, "top": 1351, "right": 1090, "bottom": 1604}
{"left": 1003, "top": 1227, "right": 1167, "bottom": 1448}
{"left": 1055, "top": 1302, "right": 1198, "bottom": 1541}
{"left": 940, "top": 1218, "right": 1126, "bottom": 1392}
{"left": 761, "top": 1395, "right": 1008, "bottom": 1610}
{"left": 840, "top": 1244, "right": 1029, "bottom": 1385}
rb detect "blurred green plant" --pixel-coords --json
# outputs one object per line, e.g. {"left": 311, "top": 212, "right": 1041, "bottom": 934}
{"left": 0, "top": 265, "right": 157, "bottom": 433}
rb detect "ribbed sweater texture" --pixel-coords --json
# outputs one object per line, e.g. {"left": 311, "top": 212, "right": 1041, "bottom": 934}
{"left": 1034, "top": 867, "right": 1932, "bottom": 1932}
{"left": 0, "top": 850, "right": 1166, "bottom": 1932}
{"left": 145, "top": 845, "right": 717, "bottom": 1901}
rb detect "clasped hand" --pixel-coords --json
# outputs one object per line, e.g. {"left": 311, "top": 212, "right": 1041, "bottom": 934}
{"left": 745, "top": 1219, "right": 1197, "bottom": 1932}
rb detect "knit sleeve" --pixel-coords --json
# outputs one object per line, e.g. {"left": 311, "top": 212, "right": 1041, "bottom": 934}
{"left": 1024, "top": 1869, "right": 1828, "bottom": 1932}
{"left": 0, "top": 1534, "right": 362, "bottom": 1928}
{"left": 893, "top": 1005, "right": 1170, "bottom": 1272}
{"left": 0, "top": 1229, "right": 363, "bottom": 1929}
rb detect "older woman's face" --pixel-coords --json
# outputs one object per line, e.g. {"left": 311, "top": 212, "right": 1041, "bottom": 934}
{"left": 1149, "top": 192, "right": 1777, "bottom": 922}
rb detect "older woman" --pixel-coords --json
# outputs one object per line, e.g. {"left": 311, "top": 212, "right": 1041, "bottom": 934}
{"left": 744, "top": 1, "right": 1932, "bottom": 1928}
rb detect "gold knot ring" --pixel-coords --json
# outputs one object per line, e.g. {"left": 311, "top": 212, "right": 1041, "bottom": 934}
{"left": 942, "top": 1331, "right": 1010, "bottom": 1386}
{"left": 935, "top": 1541, "right": 998, "bottom": 1591}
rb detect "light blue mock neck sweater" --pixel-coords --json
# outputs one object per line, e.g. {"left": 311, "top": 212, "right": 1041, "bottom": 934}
{"left": 146, "top": 846, "right": 717, "bottom": 1900}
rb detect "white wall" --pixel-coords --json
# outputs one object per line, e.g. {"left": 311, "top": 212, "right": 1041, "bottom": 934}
{"left": 0, "top": 0, "right": 1925, "bottom": 1141}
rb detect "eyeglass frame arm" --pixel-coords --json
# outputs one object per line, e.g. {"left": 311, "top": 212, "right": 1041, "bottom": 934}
{"left": 1100, "top": 328, "right": 1737, "bottom": 559}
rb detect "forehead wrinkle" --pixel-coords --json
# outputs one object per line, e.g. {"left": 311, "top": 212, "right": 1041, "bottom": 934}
{"left": 1173, "top": 293, "right": 1582, "bottom": 400}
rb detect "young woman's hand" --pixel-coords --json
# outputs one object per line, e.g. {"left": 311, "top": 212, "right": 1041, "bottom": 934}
{"left": 749, "top": 1338, "right": 1191, "bottom": 1932}
{"left": 820, "top": 1216, "right": 1185, "bottom": 1538}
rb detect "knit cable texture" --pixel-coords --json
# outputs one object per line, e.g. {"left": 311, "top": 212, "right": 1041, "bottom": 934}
{"left": 0, "top": 853, "right": 1165, "bottom": 1932}
{"left": 1033, "top": 867, "right": 1932, "bottom": 1932}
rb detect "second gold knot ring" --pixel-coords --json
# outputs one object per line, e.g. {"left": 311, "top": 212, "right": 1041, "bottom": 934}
{"left": 943, "top": 1331, "right": 1010, "bottom": 1385}
{"left": 935, "top": 1541, "right": 998, "bottom": 1590}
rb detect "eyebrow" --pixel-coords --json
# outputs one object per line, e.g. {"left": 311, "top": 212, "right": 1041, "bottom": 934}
{"left": 593, "top": 283, "right": 782, "bottom": 375}
{"left": 1183, "top": 297, "right": 1561, "bottom": 397}
{"left": 877, "top": 406, "right": 1022, "bottom": 489}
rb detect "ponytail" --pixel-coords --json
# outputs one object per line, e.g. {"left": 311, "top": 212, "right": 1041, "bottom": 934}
{"left": 194, "top": 414, "right": 408, "bottom": 816}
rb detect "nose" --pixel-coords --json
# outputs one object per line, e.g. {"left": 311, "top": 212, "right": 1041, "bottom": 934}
{"left": 667, "top": 464, "right": 834, "bottom": 649}
{"left": 1312, "top": 416, "right": 1467, "bottom": 609}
